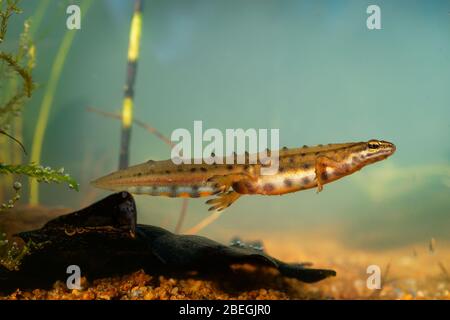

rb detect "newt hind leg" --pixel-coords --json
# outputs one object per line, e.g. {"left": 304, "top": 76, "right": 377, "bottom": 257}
{"left": 206, "top": 190, "right": 241, "bottom": 212}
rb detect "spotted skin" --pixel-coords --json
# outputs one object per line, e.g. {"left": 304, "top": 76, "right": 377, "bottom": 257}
{"left": 91, "top": 140, "right": 396, "bottom": 211}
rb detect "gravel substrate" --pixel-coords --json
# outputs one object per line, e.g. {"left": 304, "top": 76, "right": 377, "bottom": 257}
{"left": 1, "top": 269, "right": 291, "bottom": 300}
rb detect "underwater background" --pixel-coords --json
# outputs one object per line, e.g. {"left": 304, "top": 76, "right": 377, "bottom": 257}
{"left": 1, "top": 0, "right": 449, "bottom": 256}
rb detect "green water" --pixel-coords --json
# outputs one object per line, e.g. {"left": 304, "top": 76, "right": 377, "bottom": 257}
{"left": 2, "top": 0, "right": 450, "bottom": 250}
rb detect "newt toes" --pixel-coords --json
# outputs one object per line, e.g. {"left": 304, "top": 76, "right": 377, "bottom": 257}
{"left": 91, "top": 139, "right": 396, "bottom": 212}
{"left": 206, "top": 191, "right": 241, "bottom": 212}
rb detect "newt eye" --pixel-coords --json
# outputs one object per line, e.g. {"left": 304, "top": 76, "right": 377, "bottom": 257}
{"left": 368, "top": 140, "right": 381, "bottom": 149}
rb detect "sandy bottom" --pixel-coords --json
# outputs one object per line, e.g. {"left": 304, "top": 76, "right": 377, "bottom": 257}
{"left": 261, "top": 233, "right": 450, "bottom": 300}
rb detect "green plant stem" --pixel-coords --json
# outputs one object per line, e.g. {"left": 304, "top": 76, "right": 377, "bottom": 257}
{"left": 28, "top": 0, "right": 50, "bottom": 39}
{"left": 29, "top": 0, "right": 92, "bottom": 205}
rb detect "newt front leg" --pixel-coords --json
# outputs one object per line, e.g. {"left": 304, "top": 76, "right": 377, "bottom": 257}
{"left": 206, "top": 172, "right": 255, "bottom": 193}
{"left": 205, "top": 172, "right": 256, "bottom": 211}
{"left": 314, "top": 155, "right": 343, "bottom": 193}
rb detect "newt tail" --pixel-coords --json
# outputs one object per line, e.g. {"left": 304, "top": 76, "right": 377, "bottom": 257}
{"left": 91, "top": 139, "right": 396, "bottom": 212}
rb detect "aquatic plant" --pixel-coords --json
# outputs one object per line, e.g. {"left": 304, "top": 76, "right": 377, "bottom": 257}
{"left": 1, "top": 163, "right": 78, "bottom": 187}
{"left": 28, "top": 0, "right": 92, "bottom": 205}
{"left": 0, "top": 233, "right": 28, "bottom": 270}
{"left": 0, "top": 0, "right": 78, "bottom": 211}
{"left": 0, "top": 1, "right": 35, "bottom": 210}
{"left": 27, "top": 0, "right": 49, "bottom": 39}
{"left": 0, "top": 1, "right": 35, "bottom": 130}
{"left": 0, "top": 165, "right": 79, "bottom": 214}
{"left": 0, "top": 2, "right": 31, "bottom": 132}
{"left": 0, "top": 229, "right": 44, "bottom": 271}
{"left": 1, "top": 214, "right": 37, "bottom": 271}
{"left": 0, "top": 0, "right": 20, "bottom": 43}
{"left": 119, "top": 0, "right": 143, "bottom": 169}
{"left": 9, "top": 0, "right": 50, "bottom": 167}
{"left": 0, "top": 231, "right": 8, "bottom": 257}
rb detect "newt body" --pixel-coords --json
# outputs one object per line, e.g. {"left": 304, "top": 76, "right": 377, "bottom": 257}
{"left": 92, "top": 139, "right": 396, "bottom": 211}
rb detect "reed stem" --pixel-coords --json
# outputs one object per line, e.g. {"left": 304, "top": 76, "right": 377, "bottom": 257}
{"left": 119, "top": 0, "right": 143, "bottom": 169}
{"left": 29, "top": 0, "right": 92, "bottom": 205}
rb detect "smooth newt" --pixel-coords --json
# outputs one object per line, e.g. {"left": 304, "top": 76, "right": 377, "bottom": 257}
{"left": 91, "top": 139, "right": 396, "bottom": 211}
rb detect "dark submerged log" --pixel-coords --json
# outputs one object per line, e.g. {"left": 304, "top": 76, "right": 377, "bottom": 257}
{"left": 0, "top": 192, "right": 335, "bottom": 292}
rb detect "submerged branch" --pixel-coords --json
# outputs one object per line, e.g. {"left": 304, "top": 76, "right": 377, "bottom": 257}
{"left": 185, "top": 211, "right": 224, "bottom": 235}
{"left": 87, "top": 107, "right": 174, "bottom": 147}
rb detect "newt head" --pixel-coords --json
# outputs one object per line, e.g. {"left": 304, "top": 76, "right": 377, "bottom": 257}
{"left": 310, "top": 139, "right": 396, "bottom": 193}
{"left": 355, "top": 139, "right": 396, "bottom": 165}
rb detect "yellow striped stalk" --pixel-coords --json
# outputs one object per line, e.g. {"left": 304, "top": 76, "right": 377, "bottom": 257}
{"left": 119, "top": 0, "right": 143, "bottom": 169}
